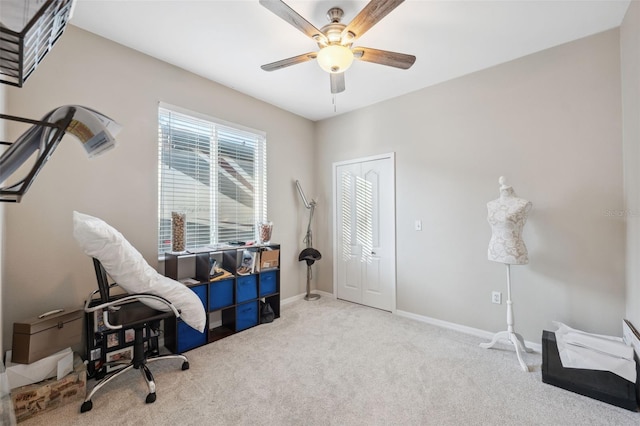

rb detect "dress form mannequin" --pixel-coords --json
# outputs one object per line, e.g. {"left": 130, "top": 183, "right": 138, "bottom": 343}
{"left": 480, "top": 176, "right": 533, "bottom": 371}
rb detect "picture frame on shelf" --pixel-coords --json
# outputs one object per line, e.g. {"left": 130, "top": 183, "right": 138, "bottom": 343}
{"left": 91, "top": 359, "right": 104, "bottom": 375}
{"left": 106, "top": 331, "right": 120, "bottom": 348}
{"left": 89, "top": 347, "right": 101, "bottom": 362}
{"left": 105, "top": 346, "right": 133, "bottom": 372}
{"left": 93, "top": 308, "right": 108, "bottom": 333}
{"left": 124, "top": 328, "right": 135, "bottom": 343}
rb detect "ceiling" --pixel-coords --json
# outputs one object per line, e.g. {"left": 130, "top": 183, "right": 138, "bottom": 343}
{"left": 69, "top": 0, "right": 631, "bottom": 121}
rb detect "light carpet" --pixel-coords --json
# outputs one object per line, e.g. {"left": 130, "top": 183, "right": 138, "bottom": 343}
{"left": 22, "top": 297, "right": 640, "bottom": 425}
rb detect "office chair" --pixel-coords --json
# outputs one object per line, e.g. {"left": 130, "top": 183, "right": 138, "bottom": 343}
{"left": 81, "top": 258, "right": 189, "bottom": 413}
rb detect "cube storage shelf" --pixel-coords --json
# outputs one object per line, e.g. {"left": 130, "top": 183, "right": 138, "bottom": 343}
{"left": 163, "top": 245, "right": 280, "bottom": 353}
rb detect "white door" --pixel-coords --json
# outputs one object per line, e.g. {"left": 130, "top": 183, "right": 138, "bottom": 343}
{"left": 334, "top": 154, "right": 396, "bottom": 312}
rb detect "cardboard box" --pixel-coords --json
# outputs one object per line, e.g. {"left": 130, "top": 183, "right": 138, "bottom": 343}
{"left": 5, "top": 347, "right": 73, "bottom": 390}
{"left": 1, "top": 366, "right": 17, "bottom": 425}
{"left": 11, "top": 356, "right": 86, "bottom": 423}
{"left": 259, "top": 249, "right": 279, "bottom": 270}
{"left": 12, "top": 307, "right": 82, "bottom": 364}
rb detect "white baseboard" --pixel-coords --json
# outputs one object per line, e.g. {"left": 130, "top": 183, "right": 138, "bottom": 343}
{"left": 281, "top": 292, "right": 542, "bottom": 353}
{"left": 396, "top": 309, "right": 542, "bottom": 353}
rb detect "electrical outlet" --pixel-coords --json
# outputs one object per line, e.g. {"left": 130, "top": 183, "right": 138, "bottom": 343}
{"left": 492, "top": 291, "right": 502, "bottom": 304}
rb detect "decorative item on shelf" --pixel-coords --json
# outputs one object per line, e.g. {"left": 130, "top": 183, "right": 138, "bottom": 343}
{"left": 237, "top": 250, "right": 256, "bottom": 275}
{"left": 209, "top": 257, "right": 232, "bottom": 281}
{"left": 258, "top": 221, "right": 273, "bottom": 245}
{"left": 209, "top": 268, "right": 232, "bottom": 282}
{"left": 171, "top": 211, "right": 186, "bottom": 252}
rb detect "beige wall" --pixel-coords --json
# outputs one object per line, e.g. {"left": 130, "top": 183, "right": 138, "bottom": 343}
{"left": 2, "top": 26, "right": 316, "bottom": 350}
{"left": 315, "top": 29, "right": 625, "bottom": 341}
{"left": 622, "top": 1, "right": 640, "bottom": 327}
{"left": 1, "top": 23, "right": 631, "bottom": 349}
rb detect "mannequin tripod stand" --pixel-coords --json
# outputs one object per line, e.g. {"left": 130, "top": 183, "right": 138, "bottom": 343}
{"left": 479, "top": 264, "right": 533, "bottom": 371}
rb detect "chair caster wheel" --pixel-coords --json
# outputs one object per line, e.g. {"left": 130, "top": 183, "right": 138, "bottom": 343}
{"left": 182, "top": 361, "right": 190, "bottom": 370}
{"left": 146, "top": 392, "right": 156, "bottom": 404}
{"left": 80, "top": 400, "right": 93, "bottom": 413}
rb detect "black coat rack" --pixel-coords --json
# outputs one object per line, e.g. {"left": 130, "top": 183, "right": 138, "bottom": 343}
{"left": 0, "top": 109, "right": 75, "bottom": 202}
{"left": 0, "top": 0, "right": 75, "bottom": 87}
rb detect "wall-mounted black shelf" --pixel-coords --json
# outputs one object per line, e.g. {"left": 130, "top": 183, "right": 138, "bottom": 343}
{"left": 0, "top": 0, "right": 75, "bottom": 87}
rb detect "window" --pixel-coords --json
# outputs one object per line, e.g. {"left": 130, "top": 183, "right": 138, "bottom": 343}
{"left": 158, "top": 104, "right": 266, "bottom": 255}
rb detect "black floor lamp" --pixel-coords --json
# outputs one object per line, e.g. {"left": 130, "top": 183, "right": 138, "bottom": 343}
{"left": 296, "top": 180, "right": 321, "bottom": 301}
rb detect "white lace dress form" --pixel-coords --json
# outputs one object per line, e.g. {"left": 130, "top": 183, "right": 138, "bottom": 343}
{"left": 487, "top": 183, "right": 532, "bottom": 265}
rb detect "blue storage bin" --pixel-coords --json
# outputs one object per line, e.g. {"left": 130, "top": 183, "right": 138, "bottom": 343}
{"left": 259, "top": 270, "right": 277, "bottom": 296}
{"left": 189, "top": 284, "right": 207, "bottom": 307}
{"left": 177, "top": 320, "right": 207, "bottom": 352}
{"left": 236, "top": 275, "right": 257, "bottom": 303}
{"left": 209, "top": 278, "right": 233, "bottom": 310}
{"left": 236, "top": 301, "right": 258, "bottom": 331}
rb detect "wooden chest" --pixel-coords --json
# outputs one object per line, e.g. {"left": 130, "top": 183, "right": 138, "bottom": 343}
{"left": 12, "top": 307, "right": 83, "bottom": 364}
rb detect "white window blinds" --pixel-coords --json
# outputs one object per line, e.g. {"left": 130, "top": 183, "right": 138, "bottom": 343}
{"left": 158, "top": 105, "right": 266, "bottom": 255}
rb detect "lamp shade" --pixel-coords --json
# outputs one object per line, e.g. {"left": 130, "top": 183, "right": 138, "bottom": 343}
{"left": 316, "top": 45, "right": 354, "bottom": 74}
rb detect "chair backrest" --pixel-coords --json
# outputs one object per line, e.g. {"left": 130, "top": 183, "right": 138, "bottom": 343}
{"left": 92, "top": 258, "right": 111, "bottom": 303}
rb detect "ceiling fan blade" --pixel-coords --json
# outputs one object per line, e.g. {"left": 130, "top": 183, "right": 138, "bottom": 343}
{"left": 330, "top": 73, "right": 345, "bottom": 94}
{"left": 352, "top": 47, "right": 416, "bottom": 69}
{"left": 260, "top": 0, "right": 328, "bottom": 45}
{"left": 261, "top": 52, "right": 317, "bottom": 72}
{"left": 341, "top": 0, "right": 405, "bottom": 43}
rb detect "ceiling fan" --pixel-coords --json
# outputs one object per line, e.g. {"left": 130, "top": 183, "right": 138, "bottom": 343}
{"left": 259, "top": 0, "right": 416, "bottom": 94}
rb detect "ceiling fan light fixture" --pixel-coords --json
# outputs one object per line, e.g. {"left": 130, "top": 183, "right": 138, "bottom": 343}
{"left": 317, "top": 45, "right": 354, "bottom": 74}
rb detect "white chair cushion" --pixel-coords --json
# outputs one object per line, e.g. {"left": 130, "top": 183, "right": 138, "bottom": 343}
{"left": 73, "top": 211, "right": 206, "bottom": 332}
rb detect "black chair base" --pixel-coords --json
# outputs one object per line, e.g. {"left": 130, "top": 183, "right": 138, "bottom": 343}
{"left": 81, "top": 354, "right": 189, "bottom": 413}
